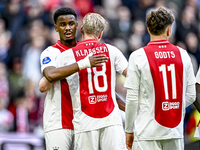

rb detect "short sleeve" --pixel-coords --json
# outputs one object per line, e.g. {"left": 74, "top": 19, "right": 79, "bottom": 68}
{"left": 40, "top": 47, "right": 60, "bottom": 73}
{"left": 124, "top": 52, "right": 140, "bottom": 89}
{"left": 106, "top": 44, "right": 128, "bottom": 74}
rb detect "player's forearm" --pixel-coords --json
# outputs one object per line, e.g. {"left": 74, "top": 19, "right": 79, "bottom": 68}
{"left": 122, "top": 68, "right": 127, "bottom": 77}
{"left": 125, "top": 88, "right": 138, "bottom": 133}
{"left": 116, "top": 93, "right": 125, "bottom": 111}
{"left": 39, "top": 77, "right": 53, "bottom": 92}
{"left": 44, "top": 63, "right": 79, "bottom": 83}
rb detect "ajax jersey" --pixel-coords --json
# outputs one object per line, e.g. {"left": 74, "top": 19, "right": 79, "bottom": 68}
{"left": 40, "top": 41, "right": 74, "bottom": 132}
{"left": 144, "top": 42, "right": 183, "bottom": 128}
{"left": 124, "top": 40, "right": 196, "bottom": 140}
{"left": 56, "top": 39, "right": 128, "bottom": 133}
{"left": 73, "top": 42, "right": 114, "bottom": 118}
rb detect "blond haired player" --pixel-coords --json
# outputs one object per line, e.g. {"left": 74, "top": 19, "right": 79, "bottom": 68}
{"left": 56, "top": 13, "right": 128, "bottom": 150}
{"left": 39, "top": 7, "right": 107, "bottom": 150}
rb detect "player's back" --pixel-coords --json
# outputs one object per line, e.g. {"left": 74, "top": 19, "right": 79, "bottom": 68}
{"left": 128, "top": 40, "right": 196, "bottom": 140}
{"left": 57, "top": 39, "right": 128, "bottom": 133}
{"left": 144, "top": 40, "right": 184, "bottom": 128}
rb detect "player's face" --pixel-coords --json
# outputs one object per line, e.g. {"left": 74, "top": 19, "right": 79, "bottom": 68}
{"left": 55, "top": 15, "right": 77, "bottom": 44}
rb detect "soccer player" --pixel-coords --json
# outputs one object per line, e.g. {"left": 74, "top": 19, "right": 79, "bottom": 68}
{"left": 56, "top": 13, "right": 128, "bottom": 150}
{"left": 124, "top": 7, "right": 196, "bottom": 150}
{"left": 39, "top": 7, "right": 107, "bottom": 150}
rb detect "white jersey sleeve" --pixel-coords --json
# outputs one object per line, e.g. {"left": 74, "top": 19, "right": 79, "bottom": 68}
{"left": 106, "top": 44, "right": 128, "bottom": 74}
{"left": 40, "top": 47, "right": 61, "bottom": 73}
{"left": 196, "top": 67, "right": 200, "bottom": 84}
{"left": 124, "top": 49, "right": 142, "bottom": 133}
{"left": 179, "top": 48, "right": 196, "bottom": 107}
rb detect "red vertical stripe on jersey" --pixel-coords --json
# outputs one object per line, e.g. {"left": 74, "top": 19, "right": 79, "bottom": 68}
{"left": 60, "top": 79, "right": 73, "bottom": 129}
{"left": 144, "top": 41, "right": 183, "bottom": 128}
{"left": 53, "top": 41, "right": 74, "bottom": 129}
{"left": 72, "top": 41, "right": 114, "bottom": 118}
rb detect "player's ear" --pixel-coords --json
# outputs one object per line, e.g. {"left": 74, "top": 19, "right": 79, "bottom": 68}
{"left": 147, "top": 28, "right": 151, "bottom": 34}
{"left": 167, "top": 26, "right": 172, "bottom": 37}
{"left": 98, "top": 31, "right": 103, "bottom": 40}
{"left": 54, "top": 24, "right": 58, "bottom": 32}
{"left": 80, "top": 26, "right": 83, "bottom": 34}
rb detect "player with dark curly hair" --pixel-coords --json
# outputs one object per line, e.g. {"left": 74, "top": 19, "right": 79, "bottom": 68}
{"left": 125, "top": 7, "right": 196, "bottom": 150}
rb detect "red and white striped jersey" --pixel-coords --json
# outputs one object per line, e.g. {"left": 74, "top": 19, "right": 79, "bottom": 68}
{"left": 56, "top": 39, "right": 128, "bottom": 134}
{"left": 124, "top": 40, "right": 196, "bottom": 140}
{"left": 40, "top": 40, "right": 74, "bottom": 133}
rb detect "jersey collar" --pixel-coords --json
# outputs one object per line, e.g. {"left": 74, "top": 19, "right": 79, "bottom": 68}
{"left": 56, "top": 40, "right": 70, "bottom": 51}
{"left": 148, "top": 40, "right": 169, "bottom": 45}
{"left": 76, "top": 39, "right": 98, "bottom": 46}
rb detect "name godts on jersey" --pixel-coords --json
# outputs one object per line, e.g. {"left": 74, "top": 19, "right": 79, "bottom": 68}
{"left": 75, "top": 45, "right": 108, "bottom": 57}
{"left": 154, "top": 51, "right": 175, "bottom": 59}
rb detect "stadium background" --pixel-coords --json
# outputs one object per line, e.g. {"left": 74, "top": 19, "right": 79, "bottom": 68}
{"left": 0, "top": 0, "right": 199, "bottom": 149}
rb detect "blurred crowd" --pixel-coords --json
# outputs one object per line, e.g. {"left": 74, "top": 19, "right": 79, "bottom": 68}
{"left": 0, "top": 0, "right": 199, "bottom": 144}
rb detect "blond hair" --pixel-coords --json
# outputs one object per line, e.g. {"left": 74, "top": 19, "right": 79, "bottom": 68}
{"left": 82, "top": 13, "right": 107, "bottom": 38}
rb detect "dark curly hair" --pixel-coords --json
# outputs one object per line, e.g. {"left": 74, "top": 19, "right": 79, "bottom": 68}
{"left": 146, "top": 7, "right": 174, "bottom": 35}
{"left": 53, "top": 7, "right": 77, "bottom": 24}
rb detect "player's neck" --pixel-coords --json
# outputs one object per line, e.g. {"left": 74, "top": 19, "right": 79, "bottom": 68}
{"left": 150, "top": 34, "right": 169, "bottom": 42}
{"left": 82, "top": 34, "right": 99, "bottom": 41}
{"left": 60, "top": 39, "right": 77, "bottom": 48}
{"left": 150, "top": 31, "right": 170, "bottom": 41}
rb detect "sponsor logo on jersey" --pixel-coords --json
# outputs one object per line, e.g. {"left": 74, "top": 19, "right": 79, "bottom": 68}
{"left": 88, "top": 95, "right": 108, "bottom": 104}
{"left": 88, "top": 95, "right": 96, "bottom": 104}
{"left": 162, "top": 101, "right": 180, "bottom": 111}
{"left": 154, "top": 51, "right": 175, "bottom": 59}
{"left": 42, "top": 57, "right": 51, "bottom": 64}
{"left": 97, "top": 95, "right": 107, "bottom": 102}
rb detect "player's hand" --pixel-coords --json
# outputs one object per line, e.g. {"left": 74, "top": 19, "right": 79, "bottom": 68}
{"left": 126, "top": 132, "right": 134, "bottom": 150}
{"left": 77, "top": 53, "right": 108, "bottom": 70}
{"left": 89, "top": 54, "right": 108, "bottom": 67}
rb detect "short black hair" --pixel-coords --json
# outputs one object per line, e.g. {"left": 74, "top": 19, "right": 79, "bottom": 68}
{"left": 53, "top": 7, "right": 77, "bottom": 24}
